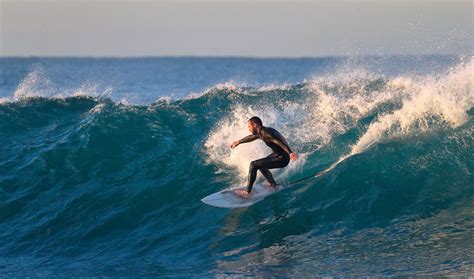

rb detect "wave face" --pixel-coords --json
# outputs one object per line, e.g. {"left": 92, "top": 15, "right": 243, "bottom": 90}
{"left": 0, "top": 56, "right": 473, "bottom": 276}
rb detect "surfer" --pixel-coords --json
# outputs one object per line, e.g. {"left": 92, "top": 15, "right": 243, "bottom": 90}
{"left": 230, "top": 116, "right": 298, "bottom": 198}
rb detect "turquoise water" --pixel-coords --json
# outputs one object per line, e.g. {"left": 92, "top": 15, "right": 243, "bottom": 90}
{"left": 0, "top": 56, "right": 472, "bottom": 276}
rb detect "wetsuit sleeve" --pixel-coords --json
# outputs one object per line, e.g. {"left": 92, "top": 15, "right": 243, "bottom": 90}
{"left": 238, "top": 134, "right": 259, "bottom": 144}
{"left": 265, "top": 130, "right": 293, "bottom": 155}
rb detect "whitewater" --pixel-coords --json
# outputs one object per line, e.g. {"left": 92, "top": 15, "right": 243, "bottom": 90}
{"left": 0, "top": 56, "right": 472, "bottom": 276}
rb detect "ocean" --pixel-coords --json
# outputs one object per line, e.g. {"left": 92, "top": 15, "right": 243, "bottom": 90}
{"left": 0, "top": 55, "right": 472, "bottom": 276}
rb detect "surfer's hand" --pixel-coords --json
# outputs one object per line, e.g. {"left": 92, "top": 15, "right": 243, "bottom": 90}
{"left": 290, "top": 153, "right": 298, "bottom": 161}
{"left": 230, "top": 141, "right": 240, "bottom": 149}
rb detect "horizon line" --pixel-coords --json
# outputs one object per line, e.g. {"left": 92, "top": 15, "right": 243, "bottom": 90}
{"left": 0, "top": 53, "right": 469, "bottom": 59}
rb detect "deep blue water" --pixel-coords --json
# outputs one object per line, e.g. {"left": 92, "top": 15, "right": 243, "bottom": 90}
{"left": 0, "top": 55, "right": 472, "bottom": 276}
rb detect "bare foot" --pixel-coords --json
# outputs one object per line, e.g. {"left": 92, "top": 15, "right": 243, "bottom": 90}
{"left": 264, "top": 182, "right": 279, "bottom": 190}
{"left": 234, "top": 189, "right": 250, "bottom": 199}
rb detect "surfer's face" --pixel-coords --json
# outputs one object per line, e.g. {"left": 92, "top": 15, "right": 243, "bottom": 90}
{"left": 248, "top": 121, "right": 258, "bottom": 135}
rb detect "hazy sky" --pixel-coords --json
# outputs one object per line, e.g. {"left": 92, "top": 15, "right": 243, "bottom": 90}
{"left": 1, "top": 0, "right": 472, "bottom": 57}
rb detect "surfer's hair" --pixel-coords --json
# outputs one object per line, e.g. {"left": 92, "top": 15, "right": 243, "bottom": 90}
{"left": 248, "top": 116, "right": 263, "bottom": 126}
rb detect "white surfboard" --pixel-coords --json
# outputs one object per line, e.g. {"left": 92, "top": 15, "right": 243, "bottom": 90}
{"left": 201, "top": 183, "right": 281, "bottom": 208}
{"left": 202, "top": 154, "right": 355, "bottom": 208}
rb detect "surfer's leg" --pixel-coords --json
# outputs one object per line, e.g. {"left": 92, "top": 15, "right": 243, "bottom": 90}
{"left": 261, "top": 155, "right": 290, "bottom": 187}
{"left": 246, "top": 154, "right": 289, "bottom": 193}
{"left": 246, "top": 161, "right": 260, "bottom": 193}
{"left": 260, "top": 153, "right": 279, "bottom": 186}
{"left": 259, "top": 168, "right": 277, "bottom": 186}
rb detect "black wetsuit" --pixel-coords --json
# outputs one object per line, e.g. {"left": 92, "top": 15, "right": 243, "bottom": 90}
{"left": 238, "top": 126, "right": 293, "bottom": 193}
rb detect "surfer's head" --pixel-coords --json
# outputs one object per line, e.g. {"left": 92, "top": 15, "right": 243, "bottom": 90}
{"left": 248, "top": 116, "right": 262, "bottom": 135}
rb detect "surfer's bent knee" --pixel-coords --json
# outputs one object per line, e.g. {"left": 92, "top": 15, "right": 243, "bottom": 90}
{"left": 249, "top": 160, "right": 259, "bottom": 171}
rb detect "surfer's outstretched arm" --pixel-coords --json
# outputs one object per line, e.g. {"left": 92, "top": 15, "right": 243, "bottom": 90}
{"left": 239, "top": 134, "right": 259, "bottom": 143}
{"left": 231, "top": 134, "right": 259, "bottom": 149}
